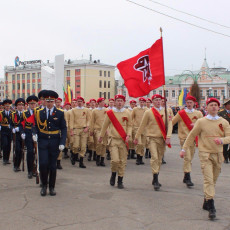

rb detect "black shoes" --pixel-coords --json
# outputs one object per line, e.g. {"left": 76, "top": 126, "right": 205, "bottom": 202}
{"left": 28, "top": 172, "right": 33, "bottom": 179}
{"left": 207, "top": 199, "right": 216, "bottom": 220}
{"left": 203, "top": 198, "right": 209, "bottom": 211}
{"left": 152, "top": 174, "right": 161, "bottom": 191}
{"left": 145, "top": 149, "right": 149, "bottom": 159}
{"left": 57, "top": 160, "right": 63, "bottom": 170}
{"left": 96, "top": 155, "right": 100, "bottom": 166}
{"left": 110, "top": 172, "right": 116, "bottom": 186}
{"left": 40, "top": 186, "right": 47, "bottom": 196}
{"left": 79, "top": 157, "right": 86, "bottom": 168}
{"left": 117, "top": 176, "right": 124, "bottom": 189}
{"left": 14, "top": 167, "right": 21, "bottom": 172}
{"left": 49, "top": 188, "right": 56, "bottom": 196}
{"left": 136, "top": 155, "right": 144, "bottom": 165}
{"left": 100, "top": 157, "right": 105, "bottom": 167}
{"left": 162, "top": 157, "right": 166, "bottom": 164}
{"left": 88, "top": 150, "right": 92, "bottom": 161}
{"left": 130, "top": 150, "right": 136, "bottom": 159}
{"left": 70, "top": 152, "right": 76, "bottom": 165}
{"left": 183, "top": 172, "right": 194, "bottom": 187}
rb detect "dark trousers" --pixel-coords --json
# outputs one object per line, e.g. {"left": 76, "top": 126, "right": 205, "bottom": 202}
{"left": 14, "top": 133, "right": 23, "bottom": 168}
{"left": 223, "top": 144, "right": 230, "bottom": 161}
{"left": 2, "top": 131, "right": 12, "bottom": 162}
{"left": 38, "top": 138, "right": 59, "bottom": 188}
{"left": 25, "top": 130, "right": 34, "bottom": 173}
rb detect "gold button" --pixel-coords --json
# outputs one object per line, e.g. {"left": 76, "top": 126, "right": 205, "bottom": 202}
{"left": 49, "top": 127, "right": 51, "bottom": 129}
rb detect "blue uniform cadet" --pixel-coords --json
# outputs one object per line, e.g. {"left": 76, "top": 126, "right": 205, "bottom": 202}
{"left": 12, "top": 98, "right": 25, "bottom": 172}
{"left": 0, "top": 99, "right": 13, "bottom": 165}
{"left": 35, "top": 90, "right": 67, "bottom": 196}
{"left": 22, "top": 95, "right": 38, "bottom": 179}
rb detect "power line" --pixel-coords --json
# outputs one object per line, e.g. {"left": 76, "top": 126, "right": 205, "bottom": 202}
{"left": 125, "top": 0, "right": 230, "bottom": 38}
{"left": 146, "top": 0, "right": 230, "bottom": 29}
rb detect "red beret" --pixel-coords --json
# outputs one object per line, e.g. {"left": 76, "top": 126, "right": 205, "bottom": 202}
{"left": 206, "top": 97, "right": 220, "bottom": 106}
{"left": 90, "top": 98, "right": 96, "bottom": 103}
{"left": 56, "top": 97, "right": 62, "bottom": 102}
{"left": 97, "top": 97, "right": 105, "bottom": 103}
{"left": 104, "top": 104, "right": 108, "bottom": 108}
{"left": 115, "top": 94, "right": 126, "bottom": 101}
{"left": 64, "top": 102, "right": 71, "bottom": 106}
{"left": 146, "top": 98, "right": 152, "bottom": 103}
{"left": 139, "top": 97, "right": 146, "bottom": 102}
{"left": 130, "top": 100, "right": 137, "bottom": 104}
{"left": 72, "top": 98, "right": 77, "bottom": 102}
{"left": 76, "top": 96, "right": 84, "bottom": 102}
{"left": 152, "top": 94, "right": 162, "bottom": 100}
{"left": 109, "top": 98, "right": 114, "bottom": 102}
{"left": 185, "top": 95, "right": 196, "bottom": 102}
{"left": 86, "top": 102, "right": 90, "bottom": 105}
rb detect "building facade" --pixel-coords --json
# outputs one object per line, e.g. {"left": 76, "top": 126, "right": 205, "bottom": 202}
{"left": 0, "top": 80, "right": 4, "bottom": 101}
{"left": 4, "top": 56, "right": 116, "bottom": 103}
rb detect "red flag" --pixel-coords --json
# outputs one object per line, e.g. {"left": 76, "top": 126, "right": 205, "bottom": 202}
{"left": 117, "top": 38, "right": 165, "bottom": 97}
{"left": 26, "top": 114, "right": 35, "bottom": 126}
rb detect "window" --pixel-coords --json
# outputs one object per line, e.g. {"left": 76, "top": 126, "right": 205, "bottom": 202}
{"left": 221, "top": 89, "right": 225, "bottom": 96}
{"left": 67, "top": 70, "right": 70, "bottom": 76}
{"left": 104, "top": 81, "right": 106, "bottom": 88}
{"left": 32, "top": 73, "right": 35, "bottom": 79}
{"left": 165, "top": 90, "right": 168, "bottom": 97}
{"left": 108, "top": 92, "right": 110, "bottom": 99}
{"left": 200, "top": 90, "right": 203, "bottom": 96}
{"left": 17, "top": 74, "right": 20, "bottom": 80}
{"left": 13, "top": 84, "right": 15, "bottom": 90}
{"left": 99, "top": 80, "right": 102, "bottom": 88}
{"left": 76, "top": 91, "right": 80, "bottom": 94}
{"left": 108, "top": 81, "right": 110, "bottom": 88}
{"left": 12, "top": 94, "right": 15, "bottom": 100}
{"left": 108, "top": 71, "right": 110, "bottom": 77}
{"left": 104, "top": 92, "right": 106, "bottom": 99}
{"left": 27, "top": 83, "right": 30, "bottom": 89}
{"left": 75, "top": 69, "right": 80, "bottom": 73}
{"left": 17, "top": 83, "right": 20, "bottom": 90}
{"left": 99, "top": 70, "right": 102, "bottom": 76}
{"left": 77, "top": 85, "right": 80, "bottom": 87}
{"left": 27, "top": 73, "right": 30, "bottom": 80}
{"left": 22, "top": 74, "right": 25, "bottom": 80}
{"left": 17, "top": 93, "right": 20, "bottom": 98}
{"left": 22, "top": 93, "right": 25, "bottom": 99}
{"left": 214, "top": 90, "right": 217, "bottom": 97}
{"left": 67, "top": 80, "right": 70, "bottom": 86}
{"left": 206, "top": 90, "right": 209, "bottom": 96}
{"left": 99, "top": 92, "right": 102, "bottom": 97}
{"left": 37, "top": 72, "right": 41, "bottom": 78}
{"left": 159, "top": 90, "right": 162, "bottom": 96}
{"left": 32, "top": 83, "right": 35, "bottom": 90}
{"left": 38, "top": 83, "right": 41, "bottom": 89}
{"left": 172, "top": 90, "right": 175, "bottom": 98}
{"left": 104, "top": 71, "right": 106, "bottom": 77}
{"left": 12, "top": 75, "right": 15, "bottom": 80}
{"left": 152, "top": 90, "right": 156, "bottom": 95}
{"left": 76, "top": 79, "right": 80, "bottom": 82}
{"left": 22, "top": 83, "right": 25, "bottom": 90}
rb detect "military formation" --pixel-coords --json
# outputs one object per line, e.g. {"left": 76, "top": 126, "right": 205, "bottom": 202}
{"left": 1, "top": 90, "right": 230, "bottom": 221}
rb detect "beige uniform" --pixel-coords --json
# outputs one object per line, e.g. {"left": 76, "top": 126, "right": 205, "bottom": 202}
{"left": 135, "top": 107, "right": 172, "bottom": 174}
{"left": 69, "top": 107, "right": 91, "bottom": 157}
{"left": 88, "top": 108, "right": 96, "bottom": 151}
{"left": 127, "top": 108, "right": 135, "bottom": 150}
{"left": 89, "top": 107, "right": 108, "bottom": 157}
{"left": 182, "top": 116, "right": 230, "bottom": 200}
{"left": 132, "top": 107, "right": 148, "bottom": 156}
{"left": 172, "top": 109, "right": 203, "bottom": 172}
{"left": 100, "top": 108, "right": 132, "bottom": 177}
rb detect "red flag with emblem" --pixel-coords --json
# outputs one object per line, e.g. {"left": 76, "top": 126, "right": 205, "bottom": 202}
{"left": 117, "top": 38, "right": 165, "bottom": 97}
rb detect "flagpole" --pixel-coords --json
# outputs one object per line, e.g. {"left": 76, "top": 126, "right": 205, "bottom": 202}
{"left": 160, "top": 27, "right": 168, "bottom": 138}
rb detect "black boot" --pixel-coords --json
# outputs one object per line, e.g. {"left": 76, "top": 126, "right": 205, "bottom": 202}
{"left": 207, "top": 199, "right": 216, "bottom": 220}
{"left": 145, "top": 149, "right": 149, "bottom": 159}
{"left": 131, "top": 150, "right": 136, "bottom": 159}
{"left": 93, "top": 151, "right": 97, "bottom": 161}
{"left": 100, "top": 157, "right": 105, "bottom": 167}
{"left": 28, "top": 172, "right": 33, "bottom": 179}
{"left": 75, "top": 153, "right": 79, "bottom": 162}
{"left": 57, "top": 160, "right": 63, "bottom": 170}
{"left": 96, "top": 155, "right": 101, "bottom": 166}
{"left": 162, "top": 157, "right": 166, "bottom": 164}
{"left": 40, "top": 170, "right": 48, "bottom": 196}
{"left": 127, "top": 150, "right": 131, "bottom": 160}
{"left": 203, "top": 198, "right": 209, "bottom": 211}
{"left": 183, "top": 172, "right": 194, "bottom": 187}
{"left": 0, "top": 152, "right": 2, "bottom": 159}
{"left": 49, "top": 170, "right": 57, "bottom": 196}
{"left": 136, "top": 154, "right": 140, "bottom": 165}
{"left": 152, "top": 174, "right": 160, "bottom": 191}
{"left": 79, "top": 157, "right": 86, "bottom": 168}
{"left": 88, "top": 150, "right": 92, "bottom": 161}
{"left": 70, "top": 151, "right": 76, "bottom": 165}
{"left": 110, "top": 172, "right": 116, "bottom": 186}
{"left": 117, "top": 176, "right": 124, "bottom": 189}
{"left": 63, "top": 148, "right": 69, "bottom": 159}
{"left": 106, "top": 150, "right": 111, "bottom": 160}
{"left": 140, "top": 156, "right": 145, "bottom": 165}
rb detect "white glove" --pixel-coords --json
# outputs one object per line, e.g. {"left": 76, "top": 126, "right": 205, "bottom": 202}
{"left": 12, "top": 128, "right": 16, "bottom": 134}
{"left": 32, "top": 134, "right": 38, "bottom": 142}
{"left": 15, "top": 127, "right": 19, "bottom": 132}
{"left": 21, "top": 133, "right": 26, "bottom": 140}
{"left": 59, "top": 145, "right": 65, "bottom": 151}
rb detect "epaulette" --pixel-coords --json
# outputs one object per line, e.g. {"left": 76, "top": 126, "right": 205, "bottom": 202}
{"left": 219, "top": 109, "right": 224, "bottom": 112}
{"left": 57, "top": 108, "right": 64, "bottom": 112}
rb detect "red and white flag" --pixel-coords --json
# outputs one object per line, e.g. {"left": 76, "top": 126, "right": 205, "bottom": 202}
{"left": 117, "top": 38, "right": 165, "bottom": 97}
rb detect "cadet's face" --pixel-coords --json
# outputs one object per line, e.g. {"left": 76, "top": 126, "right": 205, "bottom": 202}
{"left": 4, "top": 104, "right": 10, "bottom": 111}
{"left": 146, "top": 101, "right": 151, "bottom": 108}
{"left": 115, "top": 99, "right": 125, "bottom": 109}
{"left": 71, "top": 101, "right": 76, "bottom": 108}
{"left": 29, "top": 102, "right": 37, "bottom": 109}
{"left": 153, "top": 98, "right": 161, "bottom": 108}
{"left": 65, "top": 105, "right": 71, "bottom": 110}
{"left": 139, "top": 101, "right": 145, "bottom": 107}
{"left": 77, "top": 100, "right": 83, "bottom": 107}
{"left": 225, "top": 103, "right": 230, "bottom": 110}
{"left": 91, "top": 101, "right": 96, "bottom": 108}
{"left": 186, "top": 100, "right": 194, "bottom": 109}
{"left": 130, "top": 103, "right": 136, "bottom": 109}
{"left": 109, "top": 101, "right": 114, "bottom": 107}
{"left": 17, "top": 104, "right": 24, "bottom": 111}
{"left": 55, "top": 100, "right": 62, "bottom": 108}
{"left": 46, "top": 100, "right": 55, "bottom": 109}
{"left": 40, "top": 99, "right": 46, "bottom": 106}
{"left": 98, "top": 101, "right": 105, "bottom": 107}
{"left": 161, "top": 99, "right": 165, "bottom": 106}
{"left": 207, "top": 102, "right": 219, "bottom": 116}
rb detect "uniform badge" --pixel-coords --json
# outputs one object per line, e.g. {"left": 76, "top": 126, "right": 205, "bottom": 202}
{"left": 122, "top": 117, "right": 128, "bottom": 122}
{"left": 192, "top": 116, "right": 198, "bottom": 120}
{"left": 53, "top": 117, "right": 58, "bottom": 120}
{"left": 219, "top": 124, "right": 224, "bottom": 132}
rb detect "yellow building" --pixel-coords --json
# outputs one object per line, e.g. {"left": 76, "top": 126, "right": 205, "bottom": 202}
{"left": 4, "top": 56, "right": 116, "bottom": 103}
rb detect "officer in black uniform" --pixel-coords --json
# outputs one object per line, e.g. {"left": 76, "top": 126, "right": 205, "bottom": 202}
{"left": 35, "top": 90, "right": 67, "bottom": 196}
{"left": 0, "top": 99, "right": 13, "bottom": 165}
{"left": 0, "top": 102, "right": 3, "bottom": 159}
{"left": 38, "top": 90, "right": 47, "bottom": 109}
{"left": 22, "top": 95, "right": 38, "bottom": 178}
{"left": 12, "top": 98, "right": 25, "bottom": 172}
{"left": 218, "top": 99, "right": 230, "bottom": 163}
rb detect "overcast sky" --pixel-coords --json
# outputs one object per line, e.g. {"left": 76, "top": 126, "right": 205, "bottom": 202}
{"left": 1, "top": 0, "right": 230, "bottom": 79}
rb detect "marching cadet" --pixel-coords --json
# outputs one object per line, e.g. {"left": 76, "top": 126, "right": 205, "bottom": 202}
{"left": 12, "top": 98, "right": 25, "bottom": 172}
{"left": 134, "top": 94, "right": 172, "bottom": 191}
{"left": 35, "top": 90, "right": 67, "bottom": 196}
{"left": 86, "top": 102, "right": 90, "bottom": 108}
{"left": 132, "top": 97, "right": 148, "bottom": 165}
{"left": 88, "top": 98, "right": 96, "bottom": 161}
{"left": 173, "top": 95, "right": 203, "bottom": 187}
{"left": 180, "top": 98, "right": 230, "bottom": 220}
{"left": 146, "top": 98, "right": 152, "bottom": 109}
{"left": 89, "top": 97, "right": 108, "bottom": 166}
{"left": 145, "top": 98, "right": 152, "bottom": 159}
{"left": 0, "top": 102, "right": 3, "bottom": 159}
{"left": 99, "top": 95, "right": 132, "bottom": 189}
{"left": 127, "top": 100, "right": 136, "bottom": 160}
{"left": 108, "top": 98, "right": 115, "bottom": 110}
{"left": 63, "top": 102, "right": 71, "bottom": 159}
{"left": 218, "top": 99, "right": 230, "bottom": 163}
{"left": 1, "top": 99, "right": 13, "bottom": 165}
{"left": 70, "top": 96, "right": 90, "bottom": 168}
{"left": 22, "top": 95, "right": 38, "bottom": 179}
{"left": 55, "top": 98, "right": 62, "bottom": 109}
